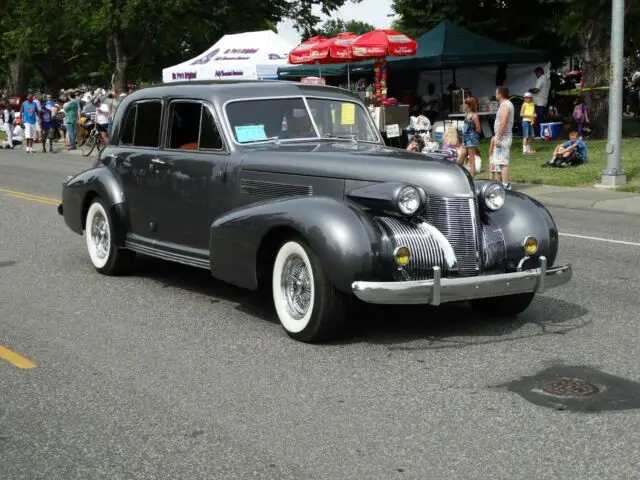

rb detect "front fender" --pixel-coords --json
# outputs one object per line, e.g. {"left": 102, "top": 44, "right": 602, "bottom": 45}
{"left": 485, "top": 190, "right": 559, "bottom": 268}
{"left": 209, "top": 196, "right": 381, "bottom": 293}
{"left": 61, "top": 167, "right": 128, "bottom": 244}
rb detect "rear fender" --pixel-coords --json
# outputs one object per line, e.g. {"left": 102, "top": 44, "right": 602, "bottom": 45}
{"left": 61, "top": 167, "right": 129, "bottom": 246}
{"left": 209, "top": 196, "right": 381, "bottom": 293}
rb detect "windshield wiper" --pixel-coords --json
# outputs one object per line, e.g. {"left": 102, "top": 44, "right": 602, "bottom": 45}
{"left": 324, "top": 133, "right": 358, "bottom": 143}
{"left": 242, "top": 136, "right": 280, "bottom": 145}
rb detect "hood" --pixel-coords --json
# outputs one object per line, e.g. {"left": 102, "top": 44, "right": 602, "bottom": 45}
{"left": 239, "top": 142, "right": 474, "bottom": 197}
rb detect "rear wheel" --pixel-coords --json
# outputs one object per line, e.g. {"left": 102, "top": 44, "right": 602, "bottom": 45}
{"left": 84, "top": 198, "right": 135, "bottom": 275}
{"left": 272, "top": 239, "right": 346, "bottom": 342}
{"left": 82, "top": 134, "right": 96, "bottom": 156}
{"left": 469, "top": 292, "right": 536, "bottom": 318}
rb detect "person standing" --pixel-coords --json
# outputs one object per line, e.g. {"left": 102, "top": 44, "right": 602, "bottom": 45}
{"left": 2, "top": 103, "right": 15, "bottom": 148}
{"left": 520, "top": 92, "right": 537, "bottom": 154}
{"left": 21, "top": 95, "right": 39, "bottom": 153}
{"left": 530, "top": 66, "right": 550, "bottom": 137}
{"left": 489, "top": 86, "right": 514, "bottom": 190}
{"left": 63, "top": 92, "right": 81, "bottom": 150}
{"left": 459, "top": 97, "right": 481, "bottom": 177}
{"left": 40, "top": 101, "right": 54, "bottom": 153}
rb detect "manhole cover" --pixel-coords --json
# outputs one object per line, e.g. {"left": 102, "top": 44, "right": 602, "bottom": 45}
{"left": 540, "top": 377, "right": 600, "bottom": 397}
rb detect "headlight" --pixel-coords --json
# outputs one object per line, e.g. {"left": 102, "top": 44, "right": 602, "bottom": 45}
{"left": 482, "top": 183, "right": 506, "bottom": 211}
{"left": 396, "top": 185, "right": 422, "bottom": 215}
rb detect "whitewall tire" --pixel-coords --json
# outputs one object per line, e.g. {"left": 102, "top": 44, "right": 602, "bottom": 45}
{"left": 84, "top": 198, "right": 134, "bottom": 275}
{"left": 272, "top": 239, "right": 346, "bottom": 342}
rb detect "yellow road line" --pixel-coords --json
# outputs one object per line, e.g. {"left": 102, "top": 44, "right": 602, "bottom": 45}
{"left": 0, "top": 187, "right": 60, "bottom": 206}
{"left": 0, "top": 344, "right": 37, "bottom": 369}
{"left": 7, "top": 193, "right": 59, "bottom": 206}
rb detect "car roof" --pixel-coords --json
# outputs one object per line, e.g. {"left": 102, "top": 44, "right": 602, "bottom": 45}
{"left": 125, "top": 80, "right": 361, "bottom": 105}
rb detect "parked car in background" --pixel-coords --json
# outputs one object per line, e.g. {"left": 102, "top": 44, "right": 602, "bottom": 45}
{"left": 58, "top": 81, "right": 572, "bottom": 342}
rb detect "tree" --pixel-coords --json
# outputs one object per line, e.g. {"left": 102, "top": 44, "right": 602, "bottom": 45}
{"left": 390, "top": 0, "right": 640, "bottom": 136}
{"left": 312, "top": 18, "right": 375, "bottom": 38}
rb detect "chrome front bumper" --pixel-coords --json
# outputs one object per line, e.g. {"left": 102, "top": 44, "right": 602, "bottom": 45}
{"left": 351, "top": 256, "right": 572, "bottom": 306}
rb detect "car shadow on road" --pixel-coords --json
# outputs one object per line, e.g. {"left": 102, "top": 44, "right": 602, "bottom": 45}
{"left": 338, "top": 296, "right": 590, "bottom": 349}
{"left": 131, "top": 255, "right": 589, "bottom": 347}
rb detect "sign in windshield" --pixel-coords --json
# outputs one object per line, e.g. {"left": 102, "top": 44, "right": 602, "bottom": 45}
{"left": 225, "top": 97, "right": 379, "bottom": 144}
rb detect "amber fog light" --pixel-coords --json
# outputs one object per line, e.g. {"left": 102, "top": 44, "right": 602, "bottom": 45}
{"left": 394, "top": 246, "right": 411, "bottom": 266}
{"left": 523, "top": 236, "right": 538, "bottom": 255}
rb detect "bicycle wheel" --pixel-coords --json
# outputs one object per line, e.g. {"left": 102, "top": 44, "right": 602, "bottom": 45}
{"left": 97, "top": 138, "right": 106, "bottom": 153}
{"left": 82, "top": 135, "right": 96, "bottom": 156}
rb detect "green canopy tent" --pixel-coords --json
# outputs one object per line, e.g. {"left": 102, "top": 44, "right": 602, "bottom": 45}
{"left": 277, "top": 20, "right": 549, "bottom": 79}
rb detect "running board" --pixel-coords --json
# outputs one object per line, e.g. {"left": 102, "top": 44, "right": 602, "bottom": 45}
{"left": 125, "top": 239, "right": 210, "bottom": 270}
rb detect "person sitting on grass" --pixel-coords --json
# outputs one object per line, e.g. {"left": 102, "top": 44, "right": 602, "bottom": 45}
{"left": 545, "top": 131, "right": 588, "bottom": 168}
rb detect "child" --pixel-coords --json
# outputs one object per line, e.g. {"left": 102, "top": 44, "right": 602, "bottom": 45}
{"left": 488, "top": 145, "right": 502, "bottom": 181}
{"left": 572, "top": 96, "right": 589, "bottom": 138}
{"left": 459, "top": 97, "right": 481, "bottom": 177}
{"left": 442, "top": 123, "right": 460, "bottom": 162}
{"left": 407, "top": 134, "right": 425, "bottom": 152}
{"left": 520, "top": 92, "right": 537, "bottom": 154}
{"left": 40, "top": 103, "right": 54, "bottom": 153}
{"left": 545, "top": 131, "right": 587, "bottom": 167}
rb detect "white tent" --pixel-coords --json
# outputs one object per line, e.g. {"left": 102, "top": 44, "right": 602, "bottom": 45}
{"left": 162, "top": 30, "right": 294, "bottom": 83}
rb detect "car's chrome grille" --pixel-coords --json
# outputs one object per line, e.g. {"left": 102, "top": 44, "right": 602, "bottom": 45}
{"left": 375, "top": 216, "right": 449, "bottom": 280}
{"left": 422, "top": 197, "right": 479, "bottom": 276}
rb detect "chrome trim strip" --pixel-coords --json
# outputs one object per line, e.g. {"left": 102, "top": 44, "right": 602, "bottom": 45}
{"left": 125, "top": 240, "right": 210, "bottom": 270}
{"left": 351, "top": 258, "right": 571, "bottom": 306}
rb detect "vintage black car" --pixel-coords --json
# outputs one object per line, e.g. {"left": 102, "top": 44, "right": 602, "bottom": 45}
{"left": 58, "top": 80, "right": 572, "bottom": 342}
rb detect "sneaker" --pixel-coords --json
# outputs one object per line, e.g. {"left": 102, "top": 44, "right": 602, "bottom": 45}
{"left": 502, "top": 182, "right": 512, "bottom": 190}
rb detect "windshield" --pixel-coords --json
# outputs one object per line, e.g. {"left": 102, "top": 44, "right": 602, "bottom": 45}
{"left": 225, "top": 97, "right": 379, "bottom": 144}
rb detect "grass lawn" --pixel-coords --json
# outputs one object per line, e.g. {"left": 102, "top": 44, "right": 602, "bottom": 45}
{"left": 476, "top": 137, "right": 640, "bottom": 193}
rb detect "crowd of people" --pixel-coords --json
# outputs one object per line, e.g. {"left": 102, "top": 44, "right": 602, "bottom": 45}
{"left": 0, "top": 87, "right": 130, "bottom": 152}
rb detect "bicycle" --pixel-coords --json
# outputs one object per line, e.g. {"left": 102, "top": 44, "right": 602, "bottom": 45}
{"left": 81, "top": 123, "right": 106, "bottom": 157}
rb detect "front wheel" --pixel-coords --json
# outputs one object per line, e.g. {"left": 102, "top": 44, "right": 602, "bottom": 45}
{"left": 82, "top": 134, "right": 96, "bottom": 156}
{"left": 85, "top": 198, "right": 135, "bottom": 275}
{"left": 272, "top": 239, "right": 346, "bottom": 342}
{"left": 469, "top": 292, "right": 535, "bottom": 318}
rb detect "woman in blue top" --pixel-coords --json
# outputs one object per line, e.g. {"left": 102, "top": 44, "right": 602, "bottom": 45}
{"left": 459, "top": 97, "right": 481, "bottom": 177}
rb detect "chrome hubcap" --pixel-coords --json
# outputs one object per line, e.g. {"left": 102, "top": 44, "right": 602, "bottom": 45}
{"left": 91, "top": 212, "right": 109, "bottom": 260}
{"left": 281, "top": 254, "right": 312, "bottom": 320}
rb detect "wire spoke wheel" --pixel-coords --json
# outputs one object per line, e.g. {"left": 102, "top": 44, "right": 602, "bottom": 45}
{"left": 82, "top": 134, "right": 96, "bottom": 156}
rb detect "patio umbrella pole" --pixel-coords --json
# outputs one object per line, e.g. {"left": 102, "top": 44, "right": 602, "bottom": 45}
{"left": 439, "top": 69, "right": 445, "bottom": 123}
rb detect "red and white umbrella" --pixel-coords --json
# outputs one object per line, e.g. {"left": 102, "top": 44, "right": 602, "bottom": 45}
{"left": 350, "top": 29, "right": 417, "bottom": 59}
{"left": 288, "top": 33, "right": 358, "bottom": 64}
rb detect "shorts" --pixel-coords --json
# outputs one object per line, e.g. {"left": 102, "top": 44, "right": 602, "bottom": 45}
{"left": 493, "top": 136, "right": 512, "bottom": 165}
{"left": 522, "top": 121, "right": 533, "bottom": 138}
{"left": 462, "top": 134, "right": 479, "bottom": 148}
{"left": 97, "top": 123, "right": 109, "bottom": 133}
{"left": 24, "top": 123, "right": 37, "bottom": 139}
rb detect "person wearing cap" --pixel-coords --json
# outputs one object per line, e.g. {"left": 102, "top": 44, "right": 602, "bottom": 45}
{"left": 520, "top": 92, "right": 537, "bottom": 154}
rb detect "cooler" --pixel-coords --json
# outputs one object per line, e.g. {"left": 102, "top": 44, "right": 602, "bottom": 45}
{"left": 434, "top": 126, "right": 445, "bottom": 144}
{"left": 540, "top": 122, "right": 562, "bottom": 140}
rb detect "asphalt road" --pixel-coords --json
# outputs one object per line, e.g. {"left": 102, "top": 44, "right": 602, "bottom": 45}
{"left": 1, "top": 149, "right": 640, "bottom": 480}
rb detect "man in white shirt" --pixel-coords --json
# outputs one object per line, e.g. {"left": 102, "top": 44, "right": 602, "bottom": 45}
{"left": 96, "top": 101, "right": 110, "bottom": 145}
{"left": 530, "top": 66, "right": 550, "bottom": 137}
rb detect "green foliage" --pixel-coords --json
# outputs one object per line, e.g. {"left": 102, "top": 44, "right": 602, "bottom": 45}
{"left": 0, "top": 0, "right": 356, "bottom": 91}
{"left": 312, "top": 18, "right": 375, "bottom": 38}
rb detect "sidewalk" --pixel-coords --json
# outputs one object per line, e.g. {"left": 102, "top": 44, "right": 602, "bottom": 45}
{"left": 514, "top": 184, "right": 640, "bottom": 216}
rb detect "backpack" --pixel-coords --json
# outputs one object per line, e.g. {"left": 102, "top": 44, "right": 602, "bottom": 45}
{"left": 573, "top": 103, "right": 585, "bottom": 121}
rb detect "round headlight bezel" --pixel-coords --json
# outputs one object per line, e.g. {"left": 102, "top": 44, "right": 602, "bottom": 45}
{"left": 395, "top": 185, "right": 423, "bottom": 215}
{"left": 482, "top": 182, "right": 506, "bottom": 211}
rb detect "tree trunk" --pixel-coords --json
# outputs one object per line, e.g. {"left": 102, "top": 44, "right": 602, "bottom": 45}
{"left": 579, "top": 22, "right": 610, "bottom": 138}
{"left": 108, "top": 34, "right": 129, "bottom": 93}
{"left": 6, "top": 53, "right": 26, "bottom": 95}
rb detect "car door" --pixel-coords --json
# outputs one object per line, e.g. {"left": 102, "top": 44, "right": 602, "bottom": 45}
{"left": 152, "top": 99, "right": 229, "bottom": 251}
{"left": 112, "top": 99, "right": 164, "bottom": 239}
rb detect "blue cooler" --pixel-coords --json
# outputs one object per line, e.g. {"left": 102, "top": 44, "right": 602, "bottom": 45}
{"left": 434, "top": 126, "right": 445, "bottom": 144}
{"left": 540, "top": 122, "right": 562, "bottom": 140}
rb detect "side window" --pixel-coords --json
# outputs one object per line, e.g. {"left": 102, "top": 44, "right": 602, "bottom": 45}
{"left": 199, "top": 107, "right": 223, "bottom": 150}
{"left": 120, "top": 105, "right": 136, "bottom": 145}
{"left": 133, "top": 101, "right": 162, "bottom": 148}
{"left": 167, "top": 102, "right": 202, "bottom": 150}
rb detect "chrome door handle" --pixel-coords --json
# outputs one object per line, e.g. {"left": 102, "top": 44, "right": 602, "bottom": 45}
{"left": 150, "top": 158, "right": 165, "bottom": 165}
